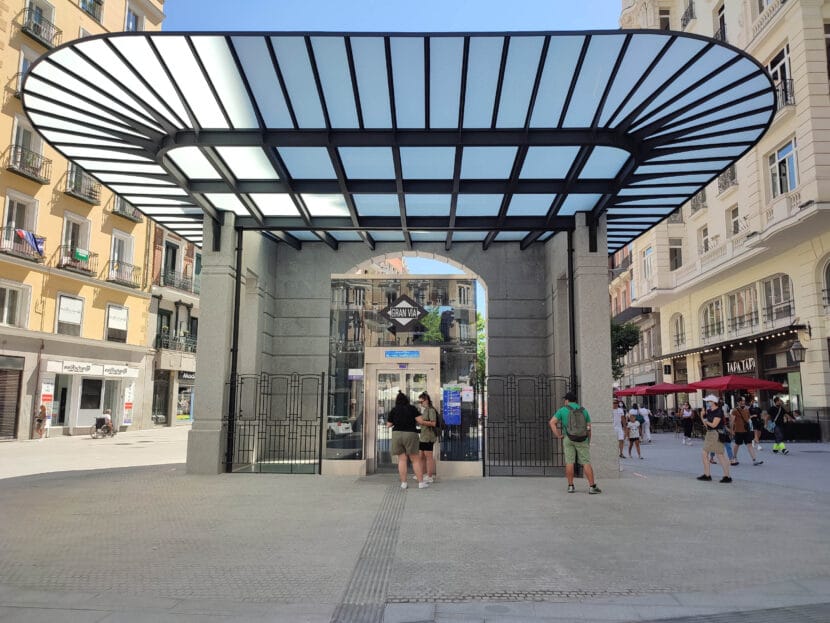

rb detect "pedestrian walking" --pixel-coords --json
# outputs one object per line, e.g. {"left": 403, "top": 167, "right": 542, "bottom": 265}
{"left": 749, "top": 397, "right": 763, "bottom": 451}
{"left": 697, "top": 394, "right": 732, "bottom": 483}
{"left": 550, "top": 391, "right": 601, "bottom": 494}
{"left": 35, "top": 405, "right": 46, "bottom": 439}
{"left": 638, "top": 404, "right": 652, "bottom": 443}
{"left": 680, "top": 402, "right": 695, "bottom": 445}
{"left": 626, "top": 412, "right": 643, "bottom": 459}
{"left": 730, "top": 397, "right": 763, "bottom": 466}
{"left": 768, "top": 396, "right": 793, "bottom": 455}
{"left": 386, "top": 392, "right": 428, "bottom": 489}
{"left": 417, "top": 391, "right": 438, "bottom": 484}
{"left": 612, "top": 399, "right": 626, "bottom": 458}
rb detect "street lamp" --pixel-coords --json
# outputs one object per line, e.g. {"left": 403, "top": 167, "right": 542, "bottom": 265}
{"left": 788, "top": 338, "right": 807, "bottom": 363}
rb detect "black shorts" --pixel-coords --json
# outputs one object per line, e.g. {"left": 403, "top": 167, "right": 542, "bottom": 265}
{"left": 419, "top": 441, "right": 434, "bottom": 451}
{"left": 733, "top": 432, "right": 753, "bottom": 445}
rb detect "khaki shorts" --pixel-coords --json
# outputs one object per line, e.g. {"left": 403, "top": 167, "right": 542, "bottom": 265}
{"left": 702, "top": 429, "right": 724, "bottom": 454}
{"left": 391, "top": 431, "right": 420, "bottom": 456}
{"left": 562, "top": 437, "right": 591, "bottom": 465}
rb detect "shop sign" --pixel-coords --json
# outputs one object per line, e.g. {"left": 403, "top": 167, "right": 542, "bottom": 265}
{"left": 726, "top": 357, "right": 756, "bottom": 374}
{"left": 384, "top": 350, "right": 420, "bottom": 359}
{"left": 380, "top": 295, "right": 427, "bottom": 332}
{"left": 123, "top": 382, "right": 134, "bottom": 426}
{"left": 40, "top": 378, "right": 54, "bottom": 426}
{"left": 442, "top": 385, "right": 462, "bottom": 425}
{"left": 347, "top": 368, "right": 364, "bottom": 381}
{"left": 62, "top": 361, "right": 103, "bottom": 376}
{"left": 178, "top": 371, "right": 196, "bottom": 382}
{"left": 103, "top": 365, "right": 129, "bottom": 377}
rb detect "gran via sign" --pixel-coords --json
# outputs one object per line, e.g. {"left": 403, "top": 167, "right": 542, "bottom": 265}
{"left": 380, "top": 294, "right": 427, "bottom": 332}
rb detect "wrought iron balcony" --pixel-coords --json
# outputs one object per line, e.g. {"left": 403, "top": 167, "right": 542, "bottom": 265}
{"left": 700, "top": 322, "right": 724, "bottom": 340}
{"left": 155, "top": 332, "right": 197, "bottom": 353}
{"left": 0, "top": 227, "right": 46, "bottom": 262}
{"left": 690, "top": 190, "right": 706, "bottom": 213}
{"left": 112, "top": 197, "right": 143, "bottom": 222}
{"left": 106, "top": 260, "right": 142, "bottom": 288}
{"left": 7, "top": 145, "right": 51, "bottom": 183}
{"left": 65, "top": 166, "right": 101, "bottom": 205}
{"left": 56, "top": 245, "right": 98, "bottom": 275}
{"left": 717, "top": 165, "right": 738, "bottom": 194}
{"left": 763, "top": 300, "right": 794, "bottom": 323}
{"left": 680, "top": 1, "right": 695, "bottom": 29}
{"left": 79, "top": 0, "right": 103, "bottom": 21}
{"left": 155, "top": 269, "right": 195, "bottom": 293}
{"left": 775, "top": 79, "right": 795, "bottom": 111}
{"left": 667, "top": 209, "right": 684, "bottom": 223}
{"left": 713, "top": 25, "right": 727, "bottom": 43}
{"left": 673, "top": 334, "right": 686, "bottom": 349}
{"left": 727, "top": 310, "right": 759, "bottom": 333}
{"left": 21, "top": 8, "right": 62, "bottom": 47}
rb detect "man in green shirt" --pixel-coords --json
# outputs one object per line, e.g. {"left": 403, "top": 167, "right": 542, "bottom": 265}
{"left": 550, "top": 391, "right": 601, "bottom": 494}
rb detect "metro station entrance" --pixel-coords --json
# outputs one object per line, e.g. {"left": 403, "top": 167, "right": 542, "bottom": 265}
{"left": 364, "top": 347, "right": 440, "bottom": 474}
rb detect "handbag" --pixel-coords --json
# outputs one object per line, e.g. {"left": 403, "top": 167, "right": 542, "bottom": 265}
{"left": 717, "top": 428, "right": 732, "bottom": 443}
{"left": 764, "top": 420, "right": 776, "bottom": 433}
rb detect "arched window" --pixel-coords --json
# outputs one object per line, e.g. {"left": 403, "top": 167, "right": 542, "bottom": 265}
{"left": 761, "top": 273, "right": 793, "bottom": 322}
{"left": 700, "top": 299, "right": 723, "bottom": 340}
{"left": 670, "top": 313, "right": 685, "bottom": 348}
{"left": 823, "top": 262, "right": 830, "bottom": 306}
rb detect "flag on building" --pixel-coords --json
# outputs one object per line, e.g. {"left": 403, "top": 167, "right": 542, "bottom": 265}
{"left": 15, "top": 229, "right": 45, "bottom": 256}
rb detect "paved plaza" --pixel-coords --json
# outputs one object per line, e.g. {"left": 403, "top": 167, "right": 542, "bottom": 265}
{"left": 1, "top": 428, "right": 829, "bottom": 622}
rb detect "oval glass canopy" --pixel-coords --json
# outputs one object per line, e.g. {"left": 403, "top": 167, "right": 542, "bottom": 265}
{"left": 21, "top": 30, "right": 776, "bottom": 252}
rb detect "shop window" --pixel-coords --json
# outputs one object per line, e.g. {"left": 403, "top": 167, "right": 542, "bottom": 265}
{"left": 80, "top": 378, "right": 102, "bottom": 410}
{"left": 106, "top": 305, "right": 128, "bottom": 343}
{"left": 669, "top": 238, "right": 683, "bottom": 271}
{"left": 56, "top": 294, "right": 82, "bottom": 336}
{"left": 768, "top": 138, "right": 798, "bottom": 198}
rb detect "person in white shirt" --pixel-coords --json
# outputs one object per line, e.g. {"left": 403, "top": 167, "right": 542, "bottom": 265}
{"left": 612, "top": 399, "right": 626, "bottom": 458}
{"left": 626, "top": 413, "right": 642, "bottom": 459}
{"left": 638, "top": 405, "right": 652, "bottom": 443}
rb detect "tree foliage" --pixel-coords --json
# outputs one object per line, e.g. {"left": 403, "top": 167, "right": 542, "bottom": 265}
{"left": 419, "top": 309, "right": 444, "bottom": 343}
{"left": 476, "top": 312, "right": 486, "bottom": 387}
{"left": 611, "top": 322, "right": 640, "bottom": 380}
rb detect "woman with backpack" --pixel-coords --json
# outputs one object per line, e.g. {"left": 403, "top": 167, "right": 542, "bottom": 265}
{"left": 417, "top": 392, "right": 439, "bottom": 484}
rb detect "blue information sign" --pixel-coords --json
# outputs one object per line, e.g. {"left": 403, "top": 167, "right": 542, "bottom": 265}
{"left": 442, "top": 386, "right": 462, "bottom": 425}
{"left": 384, "top": 350, "right": 420, "bottom": 359}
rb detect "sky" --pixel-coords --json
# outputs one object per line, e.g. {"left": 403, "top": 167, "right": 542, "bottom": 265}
{"left": 163, "top": 0, "right": 622, "bottom": 32}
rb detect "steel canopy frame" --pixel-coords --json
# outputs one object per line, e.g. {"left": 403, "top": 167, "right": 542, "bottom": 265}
{"left": 21, "top": 30, "right": 776, "bottom": 252}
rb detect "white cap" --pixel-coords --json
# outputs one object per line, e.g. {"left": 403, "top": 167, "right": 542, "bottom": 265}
{"left": 703, "top": 394, "right": 719, "bottom": 404}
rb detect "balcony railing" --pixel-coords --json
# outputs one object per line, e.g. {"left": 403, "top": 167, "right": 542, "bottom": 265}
{"left": 79, "top": 0, "right": 103, "bottom": 21}
{"left": 753, "top": 0, "right": 785, "bottom": 38}
{"left": 21, "top": 7, "right": 62, "bottom": 47}
{"left": 713, "top": 25, "right": 727, "bottom": 43}
{"left": 680, "top": 1, "right": 695, "bottom": 29}
{"left": 56, "top": 245, "right": 98, "bottom": 275}
{"left": 673, "top": 334, "right": 686, "bottom": 349}
{"left": 106, "top": 260, "right": 141, "bottom": 288}
{"left": 700, "top": 322, "right": 724, "bottom": 341}
{"left": 763, "top": 300, "right": 794, "bottom": 323}
{"left": 775, "top": 79, "right": 795, "bottom": 111}
{"left": 155, "top": 332, "right": 197, "bottom": 353}
{"left": 727, "top": 310, "right": 759, "bottom": 333}
{"left": 65, "top": 166, "right": 101, "bottom": 205}
{"left": 112, "top": 197, "right": 143, "bottom": 222}
{"left": 0, "top": 227, "right": 45, "bottom": 262}
{"left": 156, "top": 269, "right": 197, "bottom": 294}
{"left": 690, "top": 190, "right": 706, "bottom": 213}
{"left": 717, "top": 165, "right": 737, "bottom": 194}
{"left": 667, "top": 210, "right": 684, "bottom": 223}
{"left": 7, "top": 145, "right": 51, "bottom": 183}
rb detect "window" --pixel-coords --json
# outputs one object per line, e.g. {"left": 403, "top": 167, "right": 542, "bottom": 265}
{"left": 0, "top": 284, "right": 21, "bottom": 326}
{"left": 671, "top": 313, "right": 685, "bottom": 347}
{"left": 728, "top": 206, "right": 741, "bottom": 236}
{"left": 458, "top": 285, "right": 469, "bottom": 305}
{"left": 698, "top": 225, "right": 709, "bottom": 254}
{"left": 669, "top": 238, "right": 683, "bottom": 271}
{"left": 106, "top": 305, "right": 128, "bottom": 343}
{"left": 125, "top": 4, "right": 143, "bottom": 31}
{"left": 659, "top": 8, "right": 671, "bottom": 30}
{"left": 642, "top": 246, "right": 654, "bottom": 281}
{"left": 80, "top": 0, "right": 103, "bottom": 21}
{"left": 62, "top": 212, "right": 90, "bottom": 252}
{"left": 727, "top": 285, "right": 758, "bottom": 330}
{"left": 763, "top": 273, "right": 793, "bottom": 320}
{"left": 715, "top": 4, "right": 727, "bottom": 41}
{"left": 768, "top": 45, "right": 791, "bottom": 106}
{"left": 769, "top": 138, "right": 798, "bottom": 198}
{"left": 701, "top": 298, "right": 723, "bottom": 338}
{"left": 18, "top": 46, "right": 38, "bottom": 92}
{"left": 56, "top": 294, "right": 83, "bottom": 336}
{"left": 826, "top": 24, "right": 830, "bottom": 79}
{"left": 80, "top": 379, "right": 102, "bottom": 410}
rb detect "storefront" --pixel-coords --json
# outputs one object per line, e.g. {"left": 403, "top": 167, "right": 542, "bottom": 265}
{"left": 176, "top": 371, "right": 195, "bottom": 423}
{"left": 0, "top": 356, "right": 24, "bottom": 439}
{"left": 759, "top": 335, "right": 803, "bottom": 412}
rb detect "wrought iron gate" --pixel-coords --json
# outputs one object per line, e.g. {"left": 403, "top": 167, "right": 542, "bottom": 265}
{"left": 226, "top": 372, "right": 325, "bottom": 473}
{"left": 483, "top": 374, "right": 571, "bottom": 476}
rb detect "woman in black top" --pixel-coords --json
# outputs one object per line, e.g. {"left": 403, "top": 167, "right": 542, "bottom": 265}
{"left": 697, "top": 395, "right": 731, "bottom": 483}
{"left": 386, "top": 392, "right": 428, "bottom": 489}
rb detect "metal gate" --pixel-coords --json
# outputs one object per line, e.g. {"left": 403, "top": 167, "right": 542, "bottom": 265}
{"left": 226, "top": 372, "right": 325, "bottom": 474}
{"left": 483, "top": 374, "right": 571, "bottom": 476}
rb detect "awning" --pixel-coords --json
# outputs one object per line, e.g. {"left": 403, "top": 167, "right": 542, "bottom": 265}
{"left": 21, "top": 31, "right": 775, "bottom": 251}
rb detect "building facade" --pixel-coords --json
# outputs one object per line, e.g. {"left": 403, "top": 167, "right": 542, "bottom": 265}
{"left": 0, "top": 0, "right": 165, "bottom": 439}
{"left": 618, "top": 0, "right": 830, "bottom": 431}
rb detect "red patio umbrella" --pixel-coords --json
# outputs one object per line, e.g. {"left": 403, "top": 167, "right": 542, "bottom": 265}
{"left": 641, "top": 382, "right": 696, "bottom": 395}
{"left": 614, "top": 385, "right": 650, "bottom": 397}
{"left": 687, "top": 375, "right": 785, "bottom": 392}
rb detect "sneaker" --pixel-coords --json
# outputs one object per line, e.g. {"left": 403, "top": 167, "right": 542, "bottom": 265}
{"left": 639, "top": 456, "right": 644, "bottom": 459}
{"left": 588, "top": 484, "right": 601, "bottom": 495}
{"left": 730, "top": 461, "right": 739, "bottom": 466}
{"left": 720, "top": 476, "right": 733, "bottom": 483}
{"left": 618, "top": 454, "right": 625, "bottom": 458}
{"left": 418, "top": 481, "right": 429, "bottom": 489}
{"left": 753, "top": 460, "right": 764, "bottom": 466}
{"left": 772, "top": 449, "right": 779, "bottom": 454}
{"left": 757, "top": 445, "right": 763, "bottom": 451}
{"left": 696, "top": 474, "right": 712, "bottom": 481}
{"left": 567, "top": 484, "right": 575, "bottom": 493}
{"left": 782, "top": 448, "right": 789, "bottom": 455}
{"left": 423, "top": 476, "right": 434, "bottom": 484}
{"left": 400, "top": 482, "right": 408, "bottom": 490}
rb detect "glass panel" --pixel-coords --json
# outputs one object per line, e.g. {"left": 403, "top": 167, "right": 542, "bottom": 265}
{"left": 330, "top": 230, "right": 363, "bottom": 241}
{"left": 339, "top": 147, "right": 395, "bottom": 179}
{"left": 506, "top": 194, "right": 553, "bottom": 216}
{"left": 495, "top": 231, "right": 530, "bottom": 241}
{"left": 658, "top": 130, "right": 762, "bottom": 147}
{"left": 77, "top": 39, "right": 182, "bottom": 129}
{"left": 609, "top": 206, "right": 677, "bottom": 215}
{"left": 250, "top": 193, "right": 299, "bottom": 216}
{"left": 456, "top": 194, "right": 502, "bottom": 216}
{"left": 25, "top": 94, "right": 149, "bottom": 138}
{"left": 271, "top": 36, "right": 326, "bottom": 128}
{"left": 557, "top": 194, "right": 601, "bottom": 215}
{"left": 216, "top": 147, "right": 279, "bottom": 180}
{"left": 368, "top": 230, "right": 405, "bottom": 241}
{"left": 290, "top": 231, "right": 324, "bottom": 241}
{"left": 60, "top": 146, "right": 149, "bottom": 160}
{"left": 599, "top": 34, "right": 670, "bottom": 126}
{"left": 520, "top": 146, "right": 580, "bottom": 178}
{"left": 563, "top": 35, "right": 625, "bottom": 127}
{"left": 410, "top": 231, "right": 446, "bottom": 242}
{"left": 110, "top": 185, "right": 187, "bottom": 196}
{"left": 618, "top": 186, "right": 699, "bottom": 196}
{"left": 24, "top": 77, "right": 128, "bottom": 127}
{"left": 231, "top": 37, "right": 293, "bottom": 128}
{"left": 615, "top": 197, "right": 678, "bottom": 206}
{"left": 529, "top": 36, "right": 584, "bottom": 128}
{"left": 140, "top": 206, "right": 203, "bottom": 214}
{"left": 405, "top": 194, "right": 450, "bottom": 216}
{"left": 302, "top": 194, "right": 350, "bottom": 217}
{"left": 168, "top": 146, "right": 221, "bottom": 179}
{"left": 40, "top": 131, "right": 134, "bottom": 148}
{"left": 192, "top": 36, "right": 259, "bottom": 129}
{"left": 277, "top": 147, "right": 336, "bottom": 179}
{"left": 27, "top": 112, "right": 121, "bottom": 138}
{"left": 496, "top": 36, "right": 544, "bottom": 128}
{"left": 460, "top": 146, "right": 517, "bottom": 179}
{"left": 429, "top": 37, "right": 463, "bottom": 128}
{"left": 95, "top": 173, "right": 176, "bottom": 185}
{"left": 635, "top": 161, "right": 732, "bottom": 174}
{"left": 76, "top": 159, "right": 165, "bottom": 174}
{"left": 310, "top": 37, "right": 359, "bottom": 129}
{"left": 400, "top": 147, "right": 454, "bottom": 179}
{"left": 451, "top": 231, "right": 487, "bottom": 241}
{"left": 580, "top": 146, "right": 630, "bottom": 178}
{"left": 350, "top": 37, "right": 392, "bottom": 128}
{"left": 648, "top": 147, "right": 745, "bottom": 162}
{"left": 660, "top": 82, "right": 772, "bottom": 131}
{"left": 353, "top": 194, "right": 399, "bottom": 216}
{"left": 391, "top": 37, "right": 425, "bottom": 128}
{"left": 463, "top": 37, "right": 503, "bottom": 128}
{"left": 631, "top": 174, "right": 710, "bottom": 185}
{"left": 125, "top": 197, "right": 194, "bottom": 205}
{"left": 205, "top": 193, "right": 249, "bottom": 215}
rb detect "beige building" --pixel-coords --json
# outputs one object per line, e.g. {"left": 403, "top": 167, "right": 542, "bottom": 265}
{"left": 0, "top": 0, "right": 165, "bottom": 438}
{"left": 617, "top": 0, "right": 830, "bottom": 431}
